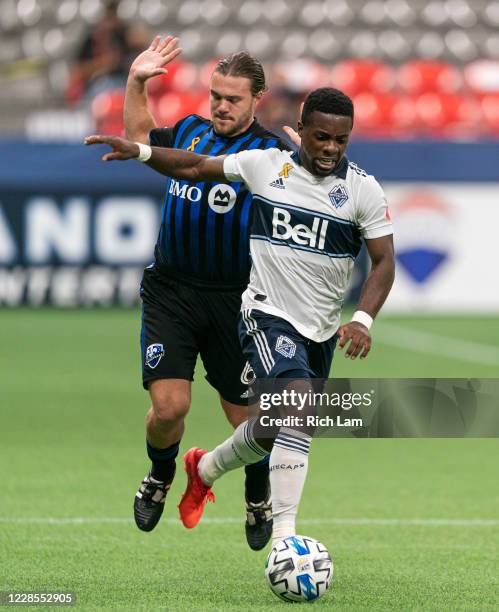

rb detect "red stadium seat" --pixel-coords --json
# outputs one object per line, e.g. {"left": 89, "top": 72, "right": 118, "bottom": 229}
{"left": 91, "top": 90, "right": 125, "bottom": 135}
{"left": 170, "top": 62, "right": 200, "bottom": 92}
{"left": 352, "top": 92, "right": 417, "bottom": 138}
{"left": 152, "top": 92, "right": 185, "bottom": 127}
{"left": 145, "top": 60, "right": 192, "bottom": 98}
{"left": 480, "top": 93, "right": 499, "bottom": 135}
{"left": 91, "top": 90, "right": 124, "bottom": 120}
{"left": 330, "top": 59, "right": 395, "bottom": 97}
{"left": 413, "top": 92, "right": 482, "bottom": 138}
{"left": 397, "top": 60, "right": 463, "bottom": 95}
{"left": 153, "top": 91, "right": 207, "bottom": 127}
{"left": 199, "top": 59, "right": 220, "bottom": 88}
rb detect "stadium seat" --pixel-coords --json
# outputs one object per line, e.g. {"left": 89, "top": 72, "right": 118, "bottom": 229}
{"left": 215, "top": 30, "right": 243, "bottom": 57}
{"left": 330, "top": 59, "right": 395, "bottom": 98}
{"left": 352, "top": 92, "right": 418, "bottom": 139}
{"left": 170, "top": 61, "right": 200, "bottom": 92}
{"left": 153, "top": 91, "right": 207, "bottom": 127}
{"left": 480, "top": 93, "right": 499, "bottom": 135}
{"left": 199, "top": 59, "right": 220, "bottom": 88}
{"left": 244, "top": 29, "right": 275, "bottom": 58}
{"left": 463, "top": 59, "right": 499, "bottom": 93}
{"left": 413, "top": 92, "right": 482, "bottom": 138}
{"left": 145, "top": 60, "right": 199, "bottom": 99}
{"left": 397, "top": 60, "right": 463, "bottom": 95}
{"left": 308, "top": 28, "right": 341, "bottom": 61}
{"left": 91, "top": 89, "right": 125, "bottom": 135}
{"left": 152, "top": 92, "right": 184, "bottom": 127}
{"left": 384, "top": 0, "right": 417, "bottom": 27}
{"left": 199, "top": 0, "right": 231, "bottom": 26}
{"left": 272, "top": 59, "right": 329, "bottom": 93}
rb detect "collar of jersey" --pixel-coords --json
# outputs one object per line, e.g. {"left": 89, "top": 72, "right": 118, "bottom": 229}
{"left": 209, "top": 118, "right": 260, "bottom": 141}
{"left": 291, "top": 150, "right": 349, "bottom": 180}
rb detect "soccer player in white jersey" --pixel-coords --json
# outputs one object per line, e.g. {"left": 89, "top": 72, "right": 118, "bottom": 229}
{"left": 86, "top": 87, "right": 395, "bottom": 543}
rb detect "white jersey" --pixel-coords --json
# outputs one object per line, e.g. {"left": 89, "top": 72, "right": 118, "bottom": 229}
{"left": 223, "top": 149, "right": 393, "bottom": 342}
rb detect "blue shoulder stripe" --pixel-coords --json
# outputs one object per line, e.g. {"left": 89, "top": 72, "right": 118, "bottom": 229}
{"left": 173, "top": 115, "right": 198, "bottom": 148}
{"left": 264, "top": 138, "right": 279, "bottom": 149}
{"left": 205, "top": 139, "right": 231, "bottom": 277}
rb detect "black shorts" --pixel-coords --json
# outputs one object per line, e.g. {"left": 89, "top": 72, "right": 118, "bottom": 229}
{"left": 140, "top": 265, "right": 254, "bottom": 405}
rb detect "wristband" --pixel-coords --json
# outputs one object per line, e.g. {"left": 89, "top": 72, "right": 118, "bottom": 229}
{"left": 351, "top": 310, "right": 373, "bottom": 330}
{"left": 136, "top": 142, "right": 152, "bottom": 162}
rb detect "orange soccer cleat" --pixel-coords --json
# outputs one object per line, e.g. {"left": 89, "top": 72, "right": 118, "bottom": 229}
{"left": 178, "top": 447, "right": 215, "bottom": 528}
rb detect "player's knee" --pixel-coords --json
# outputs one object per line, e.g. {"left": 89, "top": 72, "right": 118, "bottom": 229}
{"left": 150, "top": 389, "right": 190, "bottom": 423}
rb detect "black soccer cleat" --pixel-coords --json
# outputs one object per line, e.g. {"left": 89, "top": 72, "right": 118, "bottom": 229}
{"left": 134, "top": 471, "right": 172, "bottom": 532}
{"left": 245, "top": 498, "right": 273, "bottom": 551}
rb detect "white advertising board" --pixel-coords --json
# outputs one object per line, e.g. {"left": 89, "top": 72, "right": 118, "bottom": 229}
{"left": 383, "top": 184, "right": 499, "bottom": 313}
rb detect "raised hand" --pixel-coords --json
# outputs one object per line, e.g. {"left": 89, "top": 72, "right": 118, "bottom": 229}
{"left": 84, "top": 135, "right": 140, "bottom": 161}
{"left": 130, "top": 35, "right": 182, "bottom": 83}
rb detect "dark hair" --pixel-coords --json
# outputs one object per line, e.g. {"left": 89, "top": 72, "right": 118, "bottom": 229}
{"left": 214, "top": 51, "right": 267, "bottom": 96}
{"left": 301, "top": 87, "right": 354, "bottom": 126}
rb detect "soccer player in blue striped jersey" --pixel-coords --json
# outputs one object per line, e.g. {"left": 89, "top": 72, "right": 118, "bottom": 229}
{"left": 123, "top": 36, "right": 290, "bottom": 548}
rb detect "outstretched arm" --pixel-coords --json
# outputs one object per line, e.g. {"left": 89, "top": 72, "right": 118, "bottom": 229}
{"left": 124, "top": 36, "right": 182, "bottom": 143}
{"left": 85, "top": 134, "right": 227, "bottom": 182}
{"left": 337, "top": 234, "right": 395, "bottom": 359}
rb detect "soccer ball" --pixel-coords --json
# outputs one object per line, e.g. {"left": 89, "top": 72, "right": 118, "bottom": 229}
{"left": 264, "top": 535, "right": 333, "bottom": 603}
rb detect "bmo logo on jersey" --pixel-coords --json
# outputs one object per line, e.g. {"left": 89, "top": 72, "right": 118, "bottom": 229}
{"left": 169, "top": 180, "right": 237, "bottom": 214}
{"left": 208, "top": 184, "right": 237, "bottom": 214}
{"left": 272, "top": 207, "right": 329, "bottom": 250}
{"left": 169, "top": 179, "right": 202, "bottom": 202}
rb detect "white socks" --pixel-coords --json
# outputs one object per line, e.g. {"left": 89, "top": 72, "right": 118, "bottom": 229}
{"left": 270, "top": 428, "right": 311, "bottom": 544}
{"left": 198, "top": 419, "right": 268, "bottom": 486}
{"left": 198, "top": 421, "right": 311, "bottom": 547}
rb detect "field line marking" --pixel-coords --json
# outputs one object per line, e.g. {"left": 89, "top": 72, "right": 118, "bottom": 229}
{"left": 1, "top": 517, "right": 498, "bottom": 526}
{"left": 377, "top": 322, "right": 499, "bottom": 366}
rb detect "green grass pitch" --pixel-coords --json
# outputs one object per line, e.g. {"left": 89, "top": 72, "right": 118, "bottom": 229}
{"left": 1, "top": 309, "right": 498, "bottom": 610}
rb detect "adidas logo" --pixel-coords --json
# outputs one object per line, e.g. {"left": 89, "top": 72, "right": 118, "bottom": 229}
{"left": 269, "top": 177, "right": 285, "bottom": 189}
{"left": 240, "top": 388, "right": 255, "bottom": 399}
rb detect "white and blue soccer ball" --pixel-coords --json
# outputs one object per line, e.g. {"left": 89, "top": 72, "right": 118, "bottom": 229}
{"left": 264, "top": 535, "right": 333, "bottom": 603}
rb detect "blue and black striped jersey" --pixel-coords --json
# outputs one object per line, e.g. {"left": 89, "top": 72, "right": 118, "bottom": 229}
{"left": 149, "top": 114, "right": 290, "bottom": 290}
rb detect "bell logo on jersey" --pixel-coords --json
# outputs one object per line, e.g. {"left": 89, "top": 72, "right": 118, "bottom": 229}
{"left": 272, "top": 207, "right": 328, "bottom": 250}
